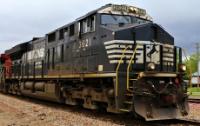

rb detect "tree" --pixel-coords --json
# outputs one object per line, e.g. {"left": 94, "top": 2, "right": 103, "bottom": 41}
{"left": 184, "top": 53, "right": 198, "bottom": 79}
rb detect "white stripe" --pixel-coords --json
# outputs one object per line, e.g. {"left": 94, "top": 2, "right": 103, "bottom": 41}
{"left": 163, "top": 44, "right": 174, "bottom": 48}
{"left": 136, "top": 41, "right": 163, "bottom": 46}
{"left": 107, "top": 49, "right": 143, "bottom": 54}
{"left": 105, "top": 46, "right": 144, "bottom": 51}
{"left": 163, "top": 57, "right": 174, "bottom": 62}
{"left": 104, "top": 40, "right": 175, "bottom": 48}
{"left": 136, "top": 40, "right": 152, "bottom": 45}
{"left": 105, "top": 44, "right": 143, "bottom": 49}
{"left": 108, "top": 55, "right": 132, "bottom": 59}
{"left": 137, "top": 45, "right": 144, "bottom": 48}
{"left": 163, "top": 53, "right": 174, "bottom": 57}
{"left": 104, "top": 40, "right": 134, "bottom": 45}
{"left": 109, "top": 60, "right": 135, "bottom": 64}
{"left": 104, "top": 40, "right": 152, "bottom": 46}
{"left": 107, "top": 50, "right": 135, "bottom": 54}
{"left": 108, "top": 55, "right": 142, "bottom": 59}
{"left": 105, "top": 45, "right": 133, "bottom": 49}
{"left": 110, "top": 60, "right": 123, "bottom": 64}
{"left": 105, "top": 45, "right": 119, "bottom": 49}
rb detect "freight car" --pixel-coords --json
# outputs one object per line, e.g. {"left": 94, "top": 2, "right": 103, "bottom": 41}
{"left": 0, "top": 4, "right": 188, "bottom": 121}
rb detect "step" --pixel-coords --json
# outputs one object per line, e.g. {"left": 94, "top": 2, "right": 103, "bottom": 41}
{"left": 129, "top": 86, "right": 133, "bottom": 89}
{"left": 124, "top": 101, "right": 133, "bottom": 105}
{"left": 119, "top": 108, "right": 131, "bottom": 113}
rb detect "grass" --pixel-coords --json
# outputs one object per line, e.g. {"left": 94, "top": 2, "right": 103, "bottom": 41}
{"left": 188, "top": 87, "right": 200, "bottom": 92}
{"left": 188, "top": 87, "right": 200, "bottom": 96}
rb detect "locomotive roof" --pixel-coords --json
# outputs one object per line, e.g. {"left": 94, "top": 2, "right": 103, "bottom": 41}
{"left": 77, "top": 3, "right": 152, "bottom": 20}
{"left": 76, "top": 3, "right": 111, "bottom": 21}
{"left": 31, "top": 37, "right": 45, "bottom": 44}
{"left": 4, "top": 4, "right": 153, "bottom": 56}
{"left": 5, "top": 42, "right": 30, "bottom": 55}
{"left": 5, "top": 37, "right": 44, "bottom": 55}
{"left": 47, "top": 4, "right": 112, "bottom": 33}
{"left": 47, "top": 4, "right": 152, "bottom": 34}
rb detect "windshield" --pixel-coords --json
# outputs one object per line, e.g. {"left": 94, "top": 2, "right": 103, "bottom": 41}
{"left": 101, "top": 14, "right": 131, "bottom": 25}
{"left": 101, "top": 14, "right": 150, "bottom": 25}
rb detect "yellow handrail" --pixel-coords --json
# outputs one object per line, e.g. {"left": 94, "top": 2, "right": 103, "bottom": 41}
{"left": 115, "top": 46, "right": 130, "bottom": 97}
{"left": 127, "top": 44, "right": 138, "bottom": 92}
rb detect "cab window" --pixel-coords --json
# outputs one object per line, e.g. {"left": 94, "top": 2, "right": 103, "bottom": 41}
{"left": 69, "top": 24, "right": 75, "bottom": 36}
{"left": 80, "top": 15, "right": 95, "bottom": 34}
{"left": 48, "top": 32, "right": 56, "bottom": 42}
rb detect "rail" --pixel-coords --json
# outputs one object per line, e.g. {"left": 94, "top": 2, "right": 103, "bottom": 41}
{"left": 188, "top": 98, "right": 200, "bottom": 103}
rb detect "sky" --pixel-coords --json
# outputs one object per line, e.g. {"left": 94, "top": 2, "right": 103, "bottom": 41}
{"left": 0, "top": 0, "right": 200, "bottom": 54}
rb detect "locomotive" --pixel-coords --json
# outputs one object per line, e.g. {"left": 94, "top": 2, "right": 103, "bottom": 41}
{"left": 0, "top": 4, "right": 188, "bottom": 121}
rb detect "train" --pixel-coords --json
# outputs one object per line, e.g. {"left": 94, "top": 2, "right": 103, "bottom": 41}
{"left": 0, "top": 4, "right": 189, "bottom": 121}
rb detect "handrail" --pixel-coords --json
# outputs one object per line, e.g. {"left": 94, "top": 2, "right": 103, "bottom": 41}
{"left": 182, "top": 49, "right": 192, "bottom": 88}
{"left": 115, "top": 46, "right": 130, "bottom": 97}
{"left": 127, "top": 44, "right": 138, "bottom": 92}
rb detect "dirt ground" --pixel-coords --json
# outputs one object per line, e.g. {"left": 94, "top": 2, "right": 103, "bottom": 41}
{"left": 0, "top": 93, "right": 120, "bottom": 126}
{"left": 0, "top": 93, "right": 199, "bottom": 126}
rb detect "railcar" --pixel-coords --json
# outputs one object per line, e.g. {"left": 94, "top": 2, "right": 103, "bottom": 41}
{"left": 0, "top": 4, "right": 188, "bottom": 120}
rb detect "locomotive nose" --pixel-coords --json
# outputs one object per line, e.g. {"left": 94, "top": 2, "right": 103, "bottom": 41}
{"left": 114, "top": 23, "right": 174, "bottom": 45}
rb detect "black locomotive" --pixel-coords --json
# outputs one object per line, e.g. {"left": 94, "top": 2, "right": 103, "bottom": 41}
{"left": 0, "top": 4, "right": 188, "bottom": 120}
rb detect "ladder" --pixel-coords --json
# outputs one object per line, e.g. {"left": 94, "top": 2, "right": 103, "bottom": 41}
{"left": 127, "top": 45, "right": 138, "bottom": 92}
{"left": 119, "top": 73, "right": 139, "bottom": 113}
{"left": 115, "top": 44, "right": 139, "bottom": 112}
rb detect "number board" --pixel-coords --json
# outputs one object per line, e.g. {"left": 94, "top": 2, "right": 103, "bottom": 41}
{"left": 112, "top": 5, "right": 129, "bottom": 13}
{"left": 111, "top": 4, "right": 146, "bottom": 16}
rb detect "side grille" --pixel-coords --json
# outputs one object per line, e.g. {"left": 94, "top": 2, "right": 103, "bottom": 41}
{"left": 163, "top": 45, "right": 174, "bottom": 66}
{"left": 104, "top": 40, "right": 143, "bottom": 64}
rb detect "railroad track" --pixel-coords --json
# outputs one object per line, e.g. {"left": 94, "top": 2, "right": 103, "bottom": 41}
{"left": 179, "top": 119, "right": 200, "bottom": 126}
{"left": 188, "top": 98, "right": 200, "bottom": 103}
{"left": 151, "top": 119, "right": 200, "bottom": 126}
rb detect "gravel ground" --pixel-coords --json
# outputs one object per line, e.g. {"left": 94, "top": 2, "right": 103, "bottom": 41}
{"left": 0, "top": 93, "right": 199, "bottom": 126}
{"left": 0, "top": 93, "right": 143, "bottom": 126}
{"left": 184, "top": 103, "right": 200, "bottom": 121}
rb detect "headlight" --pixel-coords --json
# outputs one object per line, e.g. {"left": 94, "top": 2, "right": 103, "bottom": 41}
{"left": 179, "top": 64, "right": 186, "bottom": 72}
{"left": 147, "top": 63, "right": 156, "bottom": 71}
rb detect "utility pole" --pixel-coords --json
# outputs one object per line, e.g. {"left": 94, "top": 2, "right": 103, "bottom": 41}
{"left": 196, "top": 43, "right": 200, "bottom": 88}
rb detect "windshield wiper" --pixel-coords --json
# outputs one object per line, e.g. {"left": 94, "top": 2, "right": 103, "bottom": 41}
{"left": 108, "top": 11, "right": 117, "bottom": 21}
{"left": 121, "top": 12, "right": 130, "bottom": 22}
